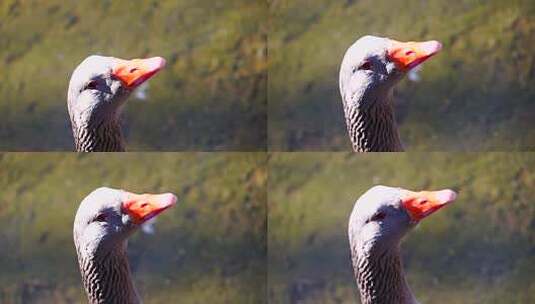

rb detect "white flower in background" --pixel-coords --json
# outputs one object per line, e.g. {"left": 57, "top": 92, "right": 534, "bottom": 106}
{"left": 135, "top": 82, "right": 149, "bottom": 101}
{"left": 408, "top": 65, "right": 422, "bottom": 82}
{"left": 141, "top": 217, "right": 157, "bottom": 234}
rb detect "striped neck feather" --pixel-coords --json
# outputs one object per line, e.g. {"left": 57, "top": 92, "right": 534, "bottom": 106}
{"left": 78, "top": 245, "right": 141, "bottom": 304}
{"left": 353, "top": 246, "right": 417, "bottom": 304}
{"left": 72, "top": 120, "right": 126, "bottom": 152}
{"left": 344, "top": 93, "right": 403, "bottom": 152}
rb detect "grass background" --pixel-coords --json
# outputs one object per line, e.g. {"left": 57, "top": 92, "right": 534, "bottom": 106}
{"left": 268, "top": 0, "right": 535, "bottom": 151}
{"left": 2, "top": 0, "right": 534, "bottom": 151}
{"left": 268, "top": 153, "right": 535, "bottom": 303}
{"left": 0, "top": 152, "right": 534, "bottom": 303}
{"left": 0, "top": 153, "right": 267, "bottom": 303}
{"left": 0, "top": 0, "right": 267, "bottom": 151}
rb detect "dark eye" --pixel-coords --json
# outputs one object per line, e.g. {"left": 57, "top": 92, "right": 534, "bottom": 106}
{"left": 85, "top": 80, "right": 98, "bottom": 90}
{"left": 368, "top": 212, "right": 386, "bottom": 223}
{"left": 95, "top": 213, "right": 107, "bottom": 222}
{"left": 358, "top": 61, "right": 372, "bottom": 71}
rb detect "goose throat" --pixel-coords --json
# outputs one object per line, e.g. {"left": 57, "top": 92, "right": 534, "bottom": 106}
{"left": 77, "top": 247, "right": 140, "bottom": 304}
{"left": 72, "top": 119, "right": 126, "bottom": 152}
{"left": 353, "top": 246, "right": 416, "bottom": 304}
{"left": 344, "top": 94, "right": 403, "bottom": 152}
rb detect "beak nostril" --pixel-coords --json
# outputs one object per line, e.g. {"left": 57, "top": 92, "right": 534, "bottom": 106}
{"left": 405, "top": 50, "right": 415, "bottom": 56}
{"left": 129, "top": 68, "right": 139, "bottom": 73}
{"left": 141, "top": 202, "right": 148, "bottom": 208}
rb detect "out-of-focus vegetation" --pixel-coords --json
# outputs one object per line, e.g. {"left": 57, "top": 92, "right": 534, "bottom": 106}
{"left": 0, "top": 0, "right": 267, "bottom": 151}
{"left": 268, "top": 153, "right": 535, "bottom": 303}
{"left": 0, "top": 153, "right": 267, "bottom": 303}
{"left": 268, "top": 0, "right": 535, "bottom": 151}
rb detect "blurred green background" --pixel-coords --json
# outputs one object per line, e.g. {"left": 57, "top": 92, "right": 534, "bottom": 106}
{"left": 268, "top": 0, "right": 535, "bottom": 151}
{"left": 0, "top": 153, "right": 266, "bottom": 303}
{"left": 0, "top": 0, "right": 267, "bottom": 151}
{"left": 268, "top": 153, "right": 535, "bottom": 303}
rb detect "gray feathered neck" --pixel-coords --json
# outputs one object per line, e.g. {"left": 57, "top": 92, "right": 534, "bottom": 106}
{"left": 71, "top": 117, "right": 126, "bottom": 152}
{"left": 342, "top": 90, "right": 403, "bottom": 152}
{"left": 350, "top": 243, "right": 417, "bottom": 304}
{"left": 76, "top": 242, "right": 140, "bottom": 304}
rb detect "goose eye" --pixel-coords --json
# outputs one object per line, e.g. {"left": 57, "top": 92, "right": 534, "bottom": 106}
{"left": 358, "top": 61, "right": 372, "bottom": 71}
{"left": 369, "top": 212, "right": 386, "bottom": 222}
{"left": 85, "top": 80, "right": 98, "bottom": 90}
{"left": 95, "top": 213, "right": 107, "bottom": 222}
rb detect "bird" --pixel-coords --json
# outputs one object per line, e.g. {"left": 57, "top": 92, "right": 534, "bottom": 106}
{"left": 348, "top": 185, "right": 457, "bottom": 304}
{"left": 67, "top": 55, "right": 166, "bottom": 152}
{"left": 73, "top": 187, "right": 177, "bottom": 303}
{"left": 339, "top": 36, "right": 442, "bottom": 152}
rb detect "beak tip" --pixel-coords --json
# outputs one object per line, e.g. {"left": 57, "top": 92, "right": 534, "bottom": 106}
{"left": 160, "top": 193, "right": 178, "bottom": 207}
{"left": 424, "top": 40, "right": 442, "bottom": 55}
{"left": 436, "top": 189, "right": 457, "bottom": 204}
{"left": 150, "top": 56, "right": 166, "bottom": 70}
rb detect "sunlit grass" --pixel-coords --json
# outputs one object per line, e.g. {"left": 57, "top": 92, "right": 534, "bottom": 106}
{"left": 268, "top": 0, "right": 535, "bottom": 150}
{"left": 268, "top": 153, "right": 535, "bottom": 303}
{"left": 0, "top": 0, "right": 267, "bottom": 150}
{"left": 0, "top": 153, "right": 267, "bottom": 303}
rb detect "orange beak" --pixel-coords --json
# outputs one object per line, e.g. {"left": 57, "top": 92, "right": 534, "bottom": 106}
{"left": 387, "top": 39, "right": 442, "bottom": 71}
{"left": 401, "top": 189, "right": 456, "bottom": 222}
{"left": 112, "top": 57, "right": 166, "bottom": 88}
{"left": 122, "top": 191, "right": 177, "bottom": 224}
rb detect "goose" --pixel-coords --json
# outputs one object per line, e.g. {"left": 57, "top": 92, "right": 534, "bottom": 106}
{"left": 67, "top": 56, "right": 166, "bottom": 152}
{"left": 339, "top": 36, "right": 442, "bottom": 152}
{"left": 348, "top": 185, "right": 457, "bottom": 304}
{"left": 73, "top": 187, "right": 177, "bottom": 303}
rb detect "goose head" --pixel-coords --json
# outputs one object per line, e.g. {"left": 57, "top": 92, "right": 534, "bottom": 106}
{"left": 339, "top": 36, "right": 441, "bottom": 108}
{"left": 67, "top": 56, "right": 166, "bottom": 135}
{"left": 73, "top": 187, "right": 177, "bottom": 258}
{"left": 349, "top": 185, "right": 456, "bottom": 255}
